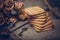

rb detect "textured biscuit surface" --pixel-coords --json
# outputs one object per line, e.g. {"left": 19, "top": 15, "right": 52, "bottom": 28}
{"left": 21, "top": 6, "right": 53, "bottom": 32}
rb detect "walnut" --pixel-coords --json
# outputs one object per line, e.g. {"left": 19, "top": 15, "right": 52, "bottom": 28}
{"left": 14, "top": 2, "right": 24, "bottom": 11}
{"left": 8, "top": 17, "right": 17, "bottom": 23}
{"left": 4, "top": 0, "right": 14, "bottom": 11}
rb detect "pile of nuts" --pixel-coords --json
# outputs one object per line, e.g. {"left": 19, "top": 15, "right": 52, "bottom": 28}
{"left": 0, "top": 0, "right": 24, "bottom": 26}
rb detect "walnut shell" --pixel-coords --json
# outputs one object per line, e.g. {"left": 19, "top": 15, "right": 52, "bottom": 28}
{"left": 4, "top": 0, "right": 14, "bottom": 7}
{"left": 4, "top": 0, "right": 14, "bottom": 11}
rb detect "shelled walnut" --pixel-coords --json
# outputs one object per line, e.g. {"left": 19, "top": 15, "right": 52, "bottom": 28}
{"left": 14, "top": 2, "right": 24, "bottom": 11}
{"left": 18, "top": 13, "right": 26, "bottom": 20}
{"left": 7, "top": 17, "right": 17, "bottom": 24}
{"left": 4, "top": 0, "right": 14, "bottom": 11}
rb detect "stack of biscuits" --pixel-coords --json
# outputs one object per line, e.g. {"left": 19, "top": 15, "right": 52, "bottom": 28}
{"left": 19, "top": 6, "right": 54, "bottom": 32}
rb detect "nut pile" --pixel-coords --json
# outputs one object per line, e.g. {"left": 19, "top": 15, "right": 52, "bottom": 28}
{"left": 0, "top": 0, "right": 24, "bottom": 26}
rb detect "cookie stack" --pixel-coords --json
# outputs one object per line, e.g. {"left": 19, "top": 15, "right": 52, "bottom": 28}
{"left": 20, "top": 6, "right": 54, "bottom": 32}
